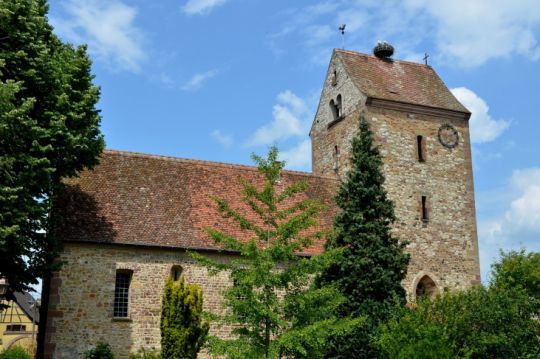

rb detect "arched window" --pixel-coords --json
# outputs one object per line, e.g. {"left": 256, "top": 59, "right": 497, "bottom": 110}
{"left": 329, "top": 99, "right": 338, "bottom": 121}
{"left": 329, "top": 95, "right": 343, "bottom": 122}
{"left": 170, "top": 265, "right": 183, "bottom": 281}
{"left": 415, "top": 275, "right": 438, "bottom": 299}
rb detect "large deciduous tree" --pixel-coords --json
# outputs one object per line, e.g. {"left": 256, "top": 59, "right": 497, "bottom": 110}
{"left": 317, "top": 114, "right": 410, "bottom": 358}
{"left": 194, "top": 147, "right": 359, "bottom": 359}
{"left": 0, "top": 0, "right": 104, "bottom": 294}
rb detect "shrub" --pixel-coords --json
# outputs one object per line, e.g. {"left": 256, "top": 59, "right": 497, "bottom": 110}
{"left": 0, "top": 347, "right": 32, "bottom": 359}
{"left": 161, "top": 277, "right": 209, "bottom": 359}
{"left": 129, "top": 348, "right": 160, "bottom": 359}
{"left": 377, "top": 287, "right": 540, "bottom": 358}
{"left": 84, "top": 342, "right": 114, "bottom": 359}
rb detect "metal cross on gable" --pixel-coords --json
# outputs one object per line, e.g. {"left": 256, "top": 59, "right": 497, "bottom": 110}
{"left": 423, "top": 53, "right": 430, "bottom": 65}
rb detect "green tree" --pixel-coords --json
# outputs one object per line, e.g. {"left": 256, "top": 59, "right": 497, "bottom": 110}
{"left": 160, "top": 277, "right": 209, "bottom": 359}
{"left": 377, "top": 286, "right": 540, "bottom": 358}
{"left": 490, "top": 249, "right": 540, "bottom": 312}
{"left": 317, "top": 114, "right": 410, "bottom": 358}
{"left": 193, "top": 147, "right": 359, "bottom": 359}
{"left": 0, "top": 0, "right": 104, "bottom": 294}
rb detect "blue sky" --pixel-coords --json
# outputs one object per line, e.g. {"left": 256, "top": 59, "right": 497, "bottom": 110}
{"left": 47, "top": 0, "right": 540, "bottom": 282}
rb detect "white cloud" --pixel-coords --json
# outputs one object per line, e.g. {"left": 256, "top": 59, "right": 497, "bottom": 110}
{"left": 52, "top": 0, "right": 146, "bottom": 72}
{"left": 271, "top": 0, "right": 540, "bottom": 67}
{"left": 211, "top": 130, "right": 233, "bottom": 148}
{"left": 504, "top": 169, "right": 540, "bottom": 234}
{"left": 451, "top": 87, "right": 509, "bottom": 143}
{"left": 246, "top": 90, "right": 310, "bottom": 147}
{"left": 304, "top": 25, "right": 334, "bottom": 47}
{"left": 279, "top": 139, "right": 312, "bottom": 170}
{"left": 182, "top": 0, "right": 227, "bottom": 15}
{"left": 181, "top": 69, "right": 218, "bottom": 91}
{"left": 478, "top": 168, "right": 540, "bottom": 281}
{"left": 404, "top": 0, "right": 540, "bottom": 67}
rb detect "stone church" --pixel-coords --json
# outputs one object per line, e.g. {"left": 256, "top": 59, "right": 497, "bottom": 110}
{"left": 41, "top": 45, "right": 480, "bottom": 358}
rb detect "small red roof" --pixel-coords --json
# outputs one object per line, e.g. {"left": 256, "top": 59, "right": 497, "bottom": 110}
{"left": 53, "top": 150, "right": 338, "bottom": 255}
{"left": 336, "top": 49, "right": 470, "bottom": 113}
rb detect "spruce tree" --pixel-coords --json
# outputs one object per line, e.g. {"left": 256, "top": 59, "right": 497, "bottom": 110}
{"left": 317, "top": 114, "right": 410, "bottom": 358}
{"left": 161, "top": 277, "right": 209, "bottom": 359}
{"left": 193, "top": 147, "right": 359, "bottom": 359}
{"left": 0, "top": 0, "right": 104, "bottom": 294}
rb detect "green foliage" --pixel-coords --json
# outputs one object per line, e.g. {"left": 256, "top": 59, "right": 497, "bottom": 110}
{"left": 0, "top": 0, "right": 104, "bottom": 292}
{"left": 84, "top": 343, "right": 114, "bottom": 359}
{"left": 317, "top": 114, "right": 410, "bottom": 358}
{"left": 490, "top": 249, "right": 540, "bottom": 312}
{"left": 377, "top": 285, "right": 540, "bottom": 358}
{"left": 0, "top": 347, "right": 32, "bottom": 359}
{"left": 161, "top": 277, "right": 209, "bottom": 359}
{"left": 194, "top": 147, "right": 359, "bottom": 358}
{"left": 129, "top": 348, "right": 161, "bottom": 359}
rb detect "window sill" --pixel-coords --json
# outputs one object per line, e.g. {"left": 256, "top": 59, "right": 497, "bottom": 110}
{"left": 327, "top": 116, "right": 344, "bottom": 129}
{"left": 112, "top": 317, "right": 132, "bottom": 322}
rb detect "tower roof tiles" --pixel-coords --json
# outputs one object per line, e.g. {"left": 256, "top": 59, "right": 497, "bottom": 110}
{"left": 336, "top": 49, "right": 470, "bottom": 114}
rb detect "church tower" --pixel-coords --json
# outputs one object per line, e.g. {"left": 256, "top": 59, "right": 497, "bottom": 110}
{"left": 310, "top": 44, "right": 481, "bottom": 298}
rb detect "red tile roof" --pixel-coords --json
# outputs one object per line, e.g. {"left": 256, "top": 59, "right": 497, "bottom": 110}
{"left": 53, "top": 150, "right": 338, "bottom": 255}
{"left": 336, "top": 49, "right": 470, "bottom": 113}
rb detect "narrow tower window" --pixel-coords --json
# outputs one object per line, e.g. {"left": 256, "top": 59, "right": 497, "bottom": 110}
{"left": 329, "top": 99, "right": 339, "bottom": 121}
{"left": 421, "top": 196, "right": 429, "bottom": 222}
{"left": 331, "top": 70, "right": 337, "bottom": 86}
{"left": 114, "top": 270, "right": 132, "bottom": 318}
{"left": 336, "top": 94, "right": 343, "bottom": 118}
{"left": 417, "top": 135, "right": 425, "bottom": 162}
{"left": 333, "top": 145, "right": 339, "bottom": 172}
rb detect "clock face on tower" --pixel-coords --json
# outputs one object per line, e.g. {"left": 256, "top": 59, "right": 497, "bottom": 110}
{"left": 438, "top": 124, "right": 459, "bottom": 149}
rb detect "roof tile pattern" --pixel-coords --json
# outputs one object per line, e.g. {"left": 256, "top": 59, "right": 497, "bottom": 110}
{"left": 53, "top": 151, "right": 338, "bottom": 255}
{"left": 337, "top": 49, "right": 470, "bottom": 113}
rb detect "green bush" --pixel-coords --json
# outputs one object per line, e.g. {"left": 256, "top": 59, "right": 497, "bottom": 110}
{"left": 84, "top": 342, "right": 114, "bottom": 359}
{"left": 161, "top": 277, "right": 209, "bottom": 359}
{"left": 377, "top": 287, "right": 540, "bottom": 358}
{"left": 129, "top": 348, "right": 160, "bottom": 359}
{"left": 0, "top": 347, "right": 32, "bottom": 359}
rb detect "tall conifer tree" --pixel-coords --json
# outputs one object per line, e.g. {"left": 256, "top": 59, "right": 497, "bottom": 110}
{"left": 317, "top": 114, "right": 410, "bottom": 358}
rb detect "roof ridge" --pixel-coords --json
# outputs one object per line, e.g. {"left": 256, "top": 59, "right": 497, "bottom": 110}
{"left": 103, "top": 149, "right": 337, "bottom": 180}
{"left": 334, "top": 48, "right": 431, "bottom": 69}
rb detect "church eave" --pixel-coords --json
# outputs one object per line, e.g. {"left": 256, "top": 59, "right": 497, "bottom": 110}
{"left": 366, "top": 97, "right": 471, "bottom": 121}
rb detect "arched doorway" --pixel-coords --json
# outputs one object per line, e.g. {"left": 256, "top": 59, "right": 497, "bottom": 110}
{"left": 415, "top": 275, "right": 438, "bottom": 299}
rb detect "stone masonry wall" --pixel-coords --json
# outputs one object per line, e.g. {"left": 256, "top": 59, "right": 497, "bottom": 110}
{"left": 310, "top": 53, "right": 481, "bottom": 297}
{"left": 45, "top": 243, "right": 233, "bottom": 359}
